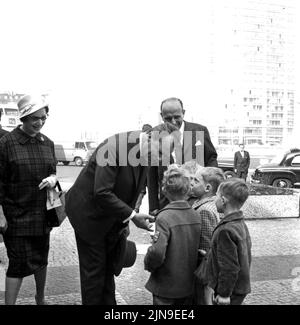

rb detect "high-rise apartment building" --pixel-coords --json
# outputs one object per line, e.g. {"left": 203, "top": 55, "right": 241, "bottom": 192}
{"left": 210, "top": 0, "right": 296, "bottom": 146}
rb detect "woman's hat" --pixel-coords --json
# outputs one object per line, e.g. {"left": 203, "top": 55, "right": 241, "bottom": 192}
{"left": 17, "top": 94, "right": 49, "bottom": 119}
{"left": 113, "top": 230, "right": 137, "bottom": 276}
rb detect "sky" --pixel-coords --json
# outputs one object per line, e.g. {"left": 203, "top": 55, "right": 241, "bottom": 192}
{"left": 1, "top": 0, "right": 300, "bottom": 141}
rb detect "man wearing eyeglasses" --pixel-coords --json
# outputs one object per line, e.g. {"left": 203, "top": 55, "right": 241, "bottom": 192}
{"left": 147, "top": 97, "right": 218, "bottom": 215}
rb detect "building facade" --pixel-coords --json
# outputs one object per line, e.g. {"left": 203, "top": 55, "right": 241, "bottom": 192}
{"left": 210, "top": 0, "right": 296, "bottom": 146}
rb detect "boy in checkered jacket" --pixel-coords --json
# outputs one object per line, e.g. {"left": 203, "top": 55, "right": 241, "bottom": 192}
{"left": 190, "top": 166, "right": 225, "bottom": 304}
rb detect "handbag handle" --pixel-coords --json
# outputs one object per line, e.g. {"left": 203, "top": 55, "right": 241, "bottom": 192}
{"left": 55, "top": 181, "right": 63, "bottom": 192}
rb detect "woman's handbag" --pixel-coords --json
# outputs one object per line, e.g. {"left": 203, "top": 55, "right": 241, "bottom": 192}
{"left": 45, "top": 181, "right": 67, "bottom": 227}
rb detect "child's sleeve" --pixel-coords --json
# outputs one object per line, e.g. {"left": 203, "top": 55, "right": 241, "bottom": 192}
{"left": 144, "top": 217, "right": 170, "bottom": 273}
{"left": 216, "top": 229, "right": 240, "bottom": 297}
{"left": 199, "top": 209, "right": 219, "bottom": 252}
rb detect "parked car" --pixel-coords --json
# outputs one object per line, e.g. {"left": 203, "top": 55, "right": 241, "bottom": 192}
{"left": 251, "top": 148, "right": 300, "bottom": 188}
{"left": 54, "top": 140, "right": 98, "bottom": 166}
{"left": 218, "top": 161, "right": 236, "bottom": 178}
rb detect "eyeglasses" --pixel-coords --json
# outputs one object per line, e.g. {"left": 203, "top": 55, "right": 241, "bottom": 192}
{"left": 28, "top": 114, "right": 48, "bottom": 122}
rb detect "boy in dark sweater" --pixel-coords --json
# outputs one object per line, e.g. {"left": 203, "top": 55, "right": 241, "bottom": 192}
{"left": 206, "top": 178, "right": 252, "bottom": 305}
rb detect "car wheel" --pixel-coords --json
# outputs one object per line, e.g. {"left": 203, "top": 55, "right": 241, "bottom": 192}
{"left": 224, "top": 171, "right": 236, "bottom": 179}
{"left": 74, "top": 157, "right": 83, "bottom": 166}
{"left": 62, "top": 161, "right": 70, "bottom": 166}
{"left": 272, "top": 178, "right": 293, "bottom": 188}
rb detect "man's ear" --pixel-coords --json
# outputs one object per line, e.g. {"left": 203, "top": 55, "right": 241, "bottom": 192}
{"left": 182, "top": 109, "right": 186, "bottom": 116}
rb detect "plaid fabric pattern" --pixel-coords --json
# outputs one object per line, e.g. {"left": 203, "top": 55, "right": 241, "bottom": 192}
{"left": 0, "top": 126, "right": 56, "bottom": 236}
{"left": 192, "top": 196, "right": 221, "bottom": 253}
{"left": 0, "top": 127, "right": 9, "bottom": 139}
{"left": 3, "top": 234, "right": 50, "bottom": 277}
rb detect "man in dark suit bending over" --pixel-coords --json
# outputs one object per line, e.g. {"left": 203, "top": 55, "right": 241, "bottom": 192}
{"left": 65, "top": 128, "right": 169, "bottom": 305}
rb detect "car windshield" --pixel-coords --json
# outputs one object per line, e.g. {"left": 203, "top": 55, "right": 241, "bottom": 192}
{"left": 86, "top": 141, "right": 98, "bottom": 150}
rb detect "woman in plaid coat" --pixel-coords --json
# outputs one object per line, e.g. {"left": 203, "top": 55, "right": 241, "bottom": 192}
{"left": 0, "top": 94, "right": 57, "bottom": 305}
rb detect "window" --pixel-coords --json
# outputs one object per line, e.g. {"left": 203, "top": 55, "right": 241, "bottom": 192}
{"left": 75, "top": 142, "right": 86, "bottom": 150}
{"left": 250, "top": 120, "right": 262, "bottom": 125}
{"left": 269, "top": 121, "right": 280, "bottom": 126}
{"left": 291, "top": 156, "right": 300, "bottom": 166}
{"left": 4, "top": 108, "right": 18, "bottom": 116}
{"left": 86, "top": 142, "right": 98, "bottom": 150}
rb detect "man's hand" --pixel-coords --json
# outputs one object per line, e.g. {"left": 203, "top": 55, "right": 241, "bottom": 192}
{"left": 0, "top": 206, "right": 8, "bottom": 234}
{"left": 132, "top": 213, "right": 155, "bottom": 231}
{"left": 214, "top": 295, "right": 230, "bottom": 305}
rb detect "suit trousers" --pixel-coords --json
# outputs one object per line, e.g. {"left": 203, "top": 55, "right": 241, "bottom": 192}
{"left": 237, "top": 170, "right": 248, "bottom": 181}
{"left": 75, "top": 231, "right": 117, "bottom": 305}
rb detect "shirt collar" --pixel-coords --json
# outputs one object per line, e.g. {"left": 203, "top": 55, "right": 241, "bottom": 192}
{"left": 15, "top": 125, "right": 45, "bottom": 144}
{"left": 216, "top": 210, "right": 244, "bottom": 228}
{"left": 179, "top": 121, "right": 185, "bottom": 144}
{"left": 159, "top": 200, "right": 191, "bottom": 212}
{"left": 180, "top": 121, "right": 185, "bottom": 133}
{"left": 192, "top": 196, "right": 216, "bottom": 209}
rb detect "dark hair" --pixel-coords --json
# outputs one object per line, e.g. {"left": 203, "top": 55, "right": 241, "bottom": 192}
{"left": 218, "top": 178, "right": 249, "bottom": 207}
{"left": 142, "top": 124, "right": 152, "bottom": 132}
{"left": 160, "top": 97, "right": 184, "bottom": 112}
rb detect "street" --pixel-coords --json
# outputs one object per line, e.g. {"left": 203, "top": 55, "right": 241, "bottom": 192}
{"left": 1, "top": 165, "right": 300, "bottom": 305}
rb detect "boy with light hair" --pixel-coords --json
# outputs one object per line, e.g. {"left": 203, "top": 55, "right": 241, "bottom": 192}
{"left": 191, "top": 167, "right": 225, "bottom": 253}
{"left": 190, "top": 166, "right": 225, "bottom": 304}
{"left": 181, "top": 160, "right": 204, "bottom": 206}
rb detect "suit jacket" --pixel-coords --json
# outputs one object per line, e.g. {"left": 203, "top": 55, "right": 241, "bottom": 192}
{"left": 234, "top": 150, "right": 250, "bottom": 172}
{"left": 65, "top": 131, "right": 148, "bottom": 244}
{"left": 147, "top": 121, "right": 218, "bottom": 213}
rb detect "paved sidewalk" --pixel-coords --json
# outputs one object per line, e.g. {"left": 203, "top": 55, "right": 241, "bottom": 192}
{"left": 1, "top": 175, "right": 300, "bottom": 304}
{"left": 1, "top": 216, "right": 300, "bottom": 305}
